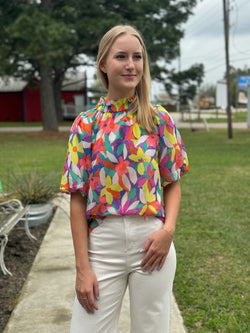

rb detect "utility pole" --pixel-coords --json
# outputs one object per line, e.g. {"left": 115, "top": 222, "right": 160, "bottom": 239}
{"left": 223, "top": 0, "right": 233, "bottom": 139}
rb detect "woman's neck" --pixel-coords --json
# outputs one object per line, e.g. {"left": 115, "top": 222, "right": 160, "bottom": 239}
{"left": 106, "top": 89, "right": 135, "bottom": 100}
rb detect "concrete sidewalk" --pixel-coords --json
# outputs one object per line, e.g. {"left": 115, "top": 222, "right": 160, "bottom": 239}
{"left": 4, "top": 196, "right": 187, "bottom": 333}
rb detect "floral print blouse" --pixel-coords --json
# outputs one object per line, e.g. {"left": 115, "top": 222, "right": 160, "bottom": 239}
{"left": 60, "top": 96, "right": 189, "bottom": 231}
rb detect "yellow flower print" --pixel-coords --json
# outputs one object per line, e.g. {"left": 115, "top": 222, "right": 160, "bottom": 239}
{"left": 154, "top": 116, "right": 160, "bottom": 125}
{"left": 127, "top": 111, "right": 136, "bottom": 121}
{"left": 129, "top": 147, "right": 151, "bottom": 175}
{"left": 100, "top": 175, "right": 123, "bottom": 204}
{"left": 164, "top": 128, "right": 177, "bottom": 145}
{"left": 143, "top": 182, "right": 156, "bottom": 204}
{"left": 68, "top": 135, "right": 83, "bottom": 166}
{"left": 132, "top": 123, "right": 141, "bottom": 139}
{"left": 152, "top": 159, "right": 158, "bottom": 169}
{"left": 97, "top": 104, "right": 103, "bottom": 111}
{"left": 105, "top": 112, "right": 112, "bottom": 118}
{"left": 139, "top": 182, "right": 157, "bottom": 215}
{"left": 113, "top": 98, "right": 126, "bottom": 110}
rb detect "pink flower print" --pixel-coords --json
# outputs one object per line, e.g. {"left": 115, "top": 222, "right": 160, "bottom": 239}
{"left": 115, "top": 156, "right": 130, "bottom": 175}
{"left": 118, "top": 193, "right": 140, "bottom": 215}
{"left": 146, "top": 134, "right": 158, "bottom": 148}
{"left": 100, "top": 117, "right": 120, "bottom": 134}
{"left": 89, "top": 174, "right": 100, "bottom": 188}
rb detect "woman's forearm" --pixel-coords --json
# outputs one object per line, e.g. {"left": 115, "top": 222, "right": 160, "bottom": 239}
{"left": 70, "top": 191, "right": 90, "bottom": 272}
{"left": 162, "top": 180, "right": 181, "bottom": 235}
{"left": 70, "top": 191, "right": 99, "bottom": 312}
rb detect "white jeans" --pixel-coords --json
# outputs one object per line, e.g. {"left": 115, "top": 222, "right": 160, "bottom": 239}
{"left": 70, "top": 215, "right": 176, "bottom": 333}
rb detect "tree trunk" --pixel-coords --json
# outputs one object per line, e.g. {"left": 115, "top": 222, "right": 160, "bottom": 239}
{"left": 54, "top": 71, "right": 64, "bottom": 122}
{"left": 40, "top": 64, "right": 58, "bottom": 131}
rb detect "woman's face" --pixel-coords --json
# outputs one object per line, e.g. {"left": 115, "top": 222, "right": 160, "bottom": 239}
{"left": 100, "top": 33, "right": 143, "bottom": 100}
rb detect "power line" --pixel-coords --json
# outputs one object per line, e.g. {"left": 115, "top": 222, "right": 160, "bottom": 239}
{"left": 184, "top": 0, "right": 223, "bottom": 38}
{"left": 171, "top": 0, "right": 250, "bottom": 86}
{"left": 185, "top": 0, "right": 222, "bottom": 32}
{"left": 204, "top": 55, "right": 249, "bottom": 75}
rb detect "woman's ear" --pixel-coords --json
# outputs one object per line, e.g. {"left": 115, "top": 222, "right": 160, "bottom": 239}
{"left": 99, "top": 60, "right": 106, "bottom": 73}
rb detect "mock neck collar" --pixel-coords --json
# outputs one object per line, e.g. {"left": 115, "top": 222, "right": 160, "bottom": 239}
{"left": 96, "top": 96, "right": 135, "bottom": 113}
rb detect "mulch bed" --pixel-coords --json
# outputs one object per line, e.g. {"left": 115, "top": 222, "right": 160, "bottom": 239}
{"left": 0, "top": 218, "right": 51, "bottom": 332}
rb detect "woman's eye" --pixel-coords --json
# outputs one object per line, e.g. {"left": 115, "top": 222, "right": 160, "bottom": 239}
{"left": 134, "top": 54, "right": 142, "bottom": 60}
{"left": 115, "top": 54, "right": 142, "bottom": 60}
{"left": 116, "top": 54, "right": 125, "bottom": 59}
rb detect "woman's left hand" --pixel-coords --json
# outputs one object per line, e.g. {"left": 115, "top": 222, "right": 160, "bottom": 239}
{"left": 140, "top": 228, "right": 174, "bottom": 272}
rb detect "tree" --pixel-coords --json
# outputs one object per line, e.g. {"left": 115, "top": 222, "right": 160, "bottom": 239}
{"left": 168, "top": 64, "right": 205, "bottom": 105}
{"left": 199, "top": 83, "right": 216, "bottom": 100}
{"left": 1, "top": 0, "right": 83, "bottom": 130}
{"left": 0, "top": 0, "right": 201, "bottom": 130}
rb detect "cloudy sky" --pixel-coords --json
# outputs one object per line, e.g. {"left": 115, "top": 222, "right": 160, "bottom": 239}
{"left": 174, "top": 0, "right": 250, "bottom": 85}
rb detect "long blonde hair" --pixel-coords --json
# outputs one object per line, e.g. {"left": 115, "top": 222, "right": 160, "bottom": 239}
{"left": 97, "top": 25, "right": 155, "bottom": 133}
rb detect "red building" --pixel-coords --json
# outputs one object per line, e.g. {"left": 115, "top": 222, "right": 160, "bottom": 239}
{"left": 0, "top": 75, "right": 86, "bottom": 122}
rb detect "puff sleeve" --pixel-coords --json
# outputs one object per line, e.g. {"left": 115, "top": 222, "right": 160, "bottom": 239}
{"left": 60, "top": 113, "right": 92, "bottom": 196}
{"left": 155, "top": 105, "right": 189, "bottom": 187}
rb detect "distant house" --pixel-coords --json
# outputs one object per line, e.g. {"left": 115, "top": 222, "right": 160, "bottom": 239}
{"left": 0, "top": 74, "right": 87, "bottom": 122}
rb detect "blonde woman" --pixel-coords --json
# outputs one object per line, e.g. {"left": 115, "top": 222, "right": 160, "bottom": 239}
{"left": 61, "top": 25, "right": 189, "bottom": 333}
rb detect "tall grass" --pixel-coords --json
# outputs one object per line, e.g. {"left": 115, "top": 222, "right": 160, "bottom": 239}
{"left": 7, "top": 169, "right": 59, "bottom": 204}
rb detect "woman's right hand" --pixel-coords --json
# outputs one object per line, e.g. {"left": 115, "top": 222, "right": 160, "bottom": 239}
{"left": 75, "top": 267, "right": 99, "bottom": 313}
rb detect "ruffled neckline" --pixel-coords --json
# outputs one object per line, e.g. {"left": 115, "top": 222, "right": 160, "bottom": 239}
{"left": 96, "top": 96, "right": 135, "bottom": 113}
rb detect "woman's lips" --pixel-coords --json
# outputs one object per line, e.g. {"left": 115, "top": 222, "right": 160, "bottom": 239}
{"left": 122, "top": 74, "right": 136, "bottom": 79}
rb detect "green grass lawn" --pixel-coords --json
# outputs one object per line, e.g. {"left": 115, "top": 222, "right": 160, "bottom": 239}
{"left": 206, "top": 111, "right": 247, "bottom": 123}
{"left": 0, "top": 122, "right": 43, "bottom": 127}
{"left": 0, "top": 131, "right": 69, "bottom": 190}
{"left": 0, "top": 121, "right": 73, "bottom": 127}
{"left": 186, "top": 111, "right": 247, "bottom": 123}
{"left": 175, "top": 129, "right": 250, "bottom": 332}
{"left": 0, "top": 128, "right": 249, "bottom": 332}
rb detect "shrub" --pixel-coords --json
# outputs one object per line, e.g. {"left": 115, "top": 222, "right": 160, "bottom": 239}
{"left": 7, "top": 169, "right": 59, "bottom": 205}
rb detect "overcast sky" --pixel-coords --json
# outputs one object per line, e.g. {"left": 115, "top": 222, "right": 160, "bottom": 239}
{"left": 174, "top": 0, "right": 250, "bottom": 85}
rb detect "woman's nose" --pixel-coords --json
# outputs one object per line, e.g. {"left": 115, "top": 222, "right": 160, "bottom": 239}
{"left": 125, "top": 57, "right": 135, "bottom": 70}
